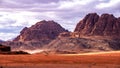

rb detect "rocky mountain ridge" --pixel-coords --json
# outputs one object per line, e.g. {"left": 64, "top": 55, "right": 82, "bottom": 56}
{"left": 74, "top": 13, "right": 120, "bottom": 38}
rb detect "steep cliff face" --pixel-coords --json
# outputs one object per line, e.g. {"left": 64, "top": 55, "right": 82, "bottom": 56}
{"left": 14, "top": 20, "right": 68, "bottom": 41}
{"left": 75, "top": 13, "right": 99, "bottom": 35}
{"left": 74, "top": 13, "right": 120, "bottom": 38}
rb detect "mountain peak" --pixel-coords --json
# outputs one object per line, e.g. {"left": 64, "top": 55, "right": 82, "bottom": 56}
{"left": 14, "top": 20, "right": 68, "bottom": 41}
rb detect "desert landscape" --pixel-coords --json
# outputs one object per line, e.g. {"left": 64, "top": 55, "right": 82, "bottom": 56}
{"left": 0, "top": 0, "right": 120, "bottom": 68}
{"left": 0, "top": 51, "right": 120, "bottom": 68}
{"left": 0, "top": 13, "right": 120, "bottom": 68}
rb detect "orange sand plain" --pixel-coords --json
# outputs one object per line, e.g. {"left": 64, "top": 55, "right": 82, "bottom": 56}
{"left": 0, "top": 51, "right": 120, "bottom": 68}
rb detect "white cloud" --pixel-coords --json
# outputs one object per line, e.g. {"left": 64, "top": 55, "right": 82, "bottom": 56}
{"left": 96, "top": 0, "right": 120, "bottom": 9}
{"left": 0, "top": 33, "right": 18, "bottom": 41}
{"left": 0, "top": 11, "right": 40, "bottom": 27}
{"left": 58, "top": 0, "right": 95, "bottom": 9}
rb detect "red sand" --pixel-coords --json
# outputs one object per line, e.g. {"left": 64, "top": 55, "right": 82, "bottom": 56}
{"left": 0, "top": 51, "right": 120, "bottom": 68}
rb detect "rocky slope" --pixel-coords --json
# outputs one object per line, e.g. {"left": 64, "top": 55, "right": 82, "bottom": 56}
{"left": 74, "top": 13, "right": 120, "bottom": 38}
{"left": 43, "top": 37, "right": 120, "bottom": 54}
{"left": 2, "top": 41, "right": 50, "bottom": 50}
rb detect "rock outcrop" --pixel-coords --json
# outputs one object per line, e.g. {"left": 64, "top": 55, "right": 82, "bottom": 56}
{"left": 14, "top": 20, "right": 68, "bottom": 41}
{"left": 0, "top": 44, "right": 11, "bottom": 52}
{"left": 74, "top": 13, "right": 120, "bottom": 38}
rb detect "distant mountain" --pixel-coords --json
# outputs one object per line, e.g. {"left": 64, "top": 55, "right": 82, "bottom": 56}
{"left": 74, "top": 13, "right": 120, "bottom": 38}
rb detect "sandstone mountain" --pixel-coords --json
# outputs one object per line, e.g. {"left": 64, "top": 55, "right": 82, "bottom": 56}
{"left": 14, "top": 20, "right": 68, "bottom": 41}
{"left": 74, "top": 13, "right": 120, "bottom": 38}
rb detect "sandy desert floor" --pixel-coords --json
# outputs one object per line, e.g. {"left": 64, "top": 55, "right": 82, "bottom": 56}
{"left": 0, "top": 51, "right": 120, "bottom": 68}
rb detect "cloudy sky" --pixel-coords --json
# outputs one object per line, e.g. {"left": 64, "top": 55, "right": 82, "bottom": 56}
{"left": 0, "top": 0, "right": 120, "bottom": 41}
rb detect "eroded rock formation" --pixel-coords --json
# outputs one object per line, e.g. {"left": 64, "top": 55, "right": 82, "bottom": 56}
{"left": 74, "top": 13, "right": 120, "bottom": 38}
{"left": 14, "top": 20, "right": 68, "bottom": 42}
